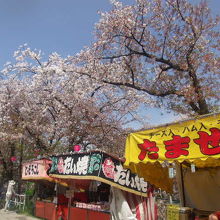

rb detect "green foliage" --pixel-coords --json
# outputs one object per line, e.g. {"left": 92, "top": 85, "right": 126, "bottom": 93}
{"left": 25, "top": 182, "right": 35, "bottom": 197}
{"left": 16, "top": 182, "right": 36, "bottom": 216}
{"left": 20, "top": 198, "right": 35, "bottom": 216}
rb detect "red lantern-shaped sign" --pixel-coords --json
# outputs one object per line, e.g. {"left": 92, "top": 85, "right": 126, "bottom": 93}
{"left": 10, "top": 156, "right": 17, "bottom": 162}
{"left": 73, "top": 145, "right": 81, "bottom": 152}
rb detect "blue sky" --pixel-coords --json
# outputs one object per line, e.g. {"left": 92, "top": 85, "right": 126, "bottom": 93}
{"left": 0, "top": 0, "right": 219, "bottom": 126}
{"left": 0, "top": 0, "right": 218, "bottom": 67}
{"left": 0, "top": 0, "right": 112, "bottom": 67}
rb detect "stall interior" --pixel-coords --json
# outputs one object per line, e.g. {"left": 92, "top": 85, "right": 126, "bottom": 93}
{"left": 35, "top": 180, "right": 111, "bottom": 220}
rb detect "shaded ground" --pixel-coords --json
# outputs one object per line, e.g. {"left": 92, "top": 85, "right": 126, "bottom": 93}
{"left": 0, "top": 209, "right": 39, "bottom": 220}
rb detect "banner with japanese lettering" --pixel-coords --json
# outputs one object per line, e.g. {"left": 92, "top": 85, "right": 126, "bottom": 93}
{"left": 124, "top": 113, "right": 220, "bottom": 166}
{"left": 22, "top": 159, "right": 68, "bottom": 186}
{"left": 22, "top": 159, "right": 52, "bottom": 180}
{"left": 49, "top": 151, "right": 148, "bottom": 197}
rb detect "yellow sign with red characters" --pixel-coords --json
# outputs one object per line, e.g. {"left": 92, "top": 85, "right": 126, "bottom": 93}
{"left": 124, "top": 113, "right": 220, "bottom": 166}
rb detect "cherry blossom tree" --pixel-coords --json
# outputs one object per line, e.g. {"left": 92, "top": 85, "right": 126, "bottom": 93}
{"left": 0, "top": 45, "right": 134, "bottom": 182}
{"left": 0, "top": 0, "right": 219, "bottom": 182}
{"left": 0, "top": 46, "right": 131, "bottom": 158}
{"left": 75, "top": 0, "right": 220, "bottom": 116}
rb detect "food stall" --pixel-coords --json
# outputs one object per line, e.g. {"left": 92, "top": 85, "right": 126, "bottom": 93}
{"left": 23, "top": 152, "right": 154, "bottom": 220}
{"left": 22, "top": 158, "right": 68, "bottom": 219}
{"left": 49, "top": 151, "right": 152, "bottom": 220}
{"left": 124, "top": 112, "right": 220, "bottom": 219}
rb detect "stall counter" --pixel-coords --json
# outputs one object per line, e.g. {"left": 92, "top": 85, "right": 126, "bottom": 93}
{"left": 35, "top": 201, "right": 110, "bottom": 220}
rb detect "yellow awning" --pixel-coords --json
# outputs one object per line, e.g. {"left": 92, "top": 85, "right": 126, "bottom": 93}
{"left": 124, "top": 113, "right": 220, "bottom": 191}
{"left": 127, "top": 162, "right": 173, "bottom": 193}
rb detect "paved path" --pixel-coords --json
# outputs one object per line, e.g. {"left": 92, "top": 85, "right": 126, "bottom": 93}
{"left": 0, "top": 209, "right": 39, "bottom": 220}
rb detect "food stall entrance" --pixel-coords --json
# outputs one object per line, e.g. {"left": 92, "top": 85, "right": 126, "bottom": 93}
{"left": 49, "top": 151, "right": 153, "bottom": 220}
{"left": 124, "top": 113, "right": 220, "bottom": 219}
{"left": 22, "top": 158, "right": 68, "bottom": 219}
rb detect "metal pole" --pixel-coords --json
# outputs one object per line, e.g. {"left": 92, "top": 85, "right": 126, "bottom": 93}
{"left": 67, "top": 196, "right": 71, "bottom": 220}
{"left": 175, "top": 162, "right": 186, "bottom": 207}
{"left": 179, "top": 163, "right": 186, "bottom": 207}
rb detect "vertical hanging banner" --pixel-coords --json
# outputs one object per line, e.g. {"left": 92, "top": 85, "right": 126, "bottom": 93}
{"left": 49, "top": 151, "right": 148, "bottom": 197}
{"left": 124, "top": 113, "right": 220, "bottom": 166}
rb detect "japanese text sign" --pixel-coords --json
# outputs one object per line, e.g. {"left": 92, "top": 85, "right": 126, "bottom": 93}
{"left": 49, "top": 152, "right": 148, "bottom": 197}
{"left": 22, "top": 159, "right": 51, "bottom": 180}
{"left": 124, "top": 113, "right": 220, "bottom": 165}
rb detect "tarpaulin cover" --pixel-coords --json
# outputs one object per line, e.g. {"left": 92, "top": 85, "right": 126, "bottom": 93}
{"left": 125, "top": 113, "right": 220, "bottom": 165}
{"left": 110, "top": 187, "right": 137, "bottom": 220}
{"left": 124, "top": 113, "right": 220, "bottom": 191}
{"left": 183, "top": 167, "right": 220, "bottom": 211}
{"left": 110, "top": 187, "right": 157, "bottom": 220}
{"left": 127, "top": 162, "right": 173, "bottom": 193}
